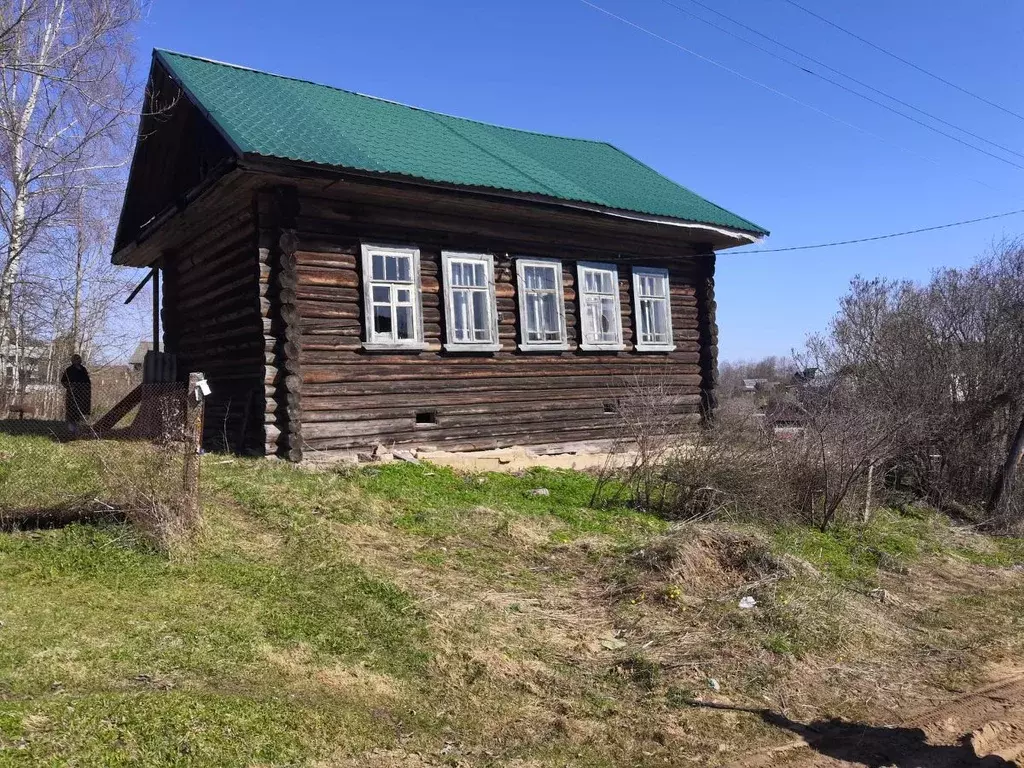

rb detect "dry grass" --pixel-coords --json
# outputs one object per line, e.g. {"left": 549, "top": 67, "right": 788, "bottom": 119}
{"left": 3, "top": 455, "right": 1023, "bottom": 766}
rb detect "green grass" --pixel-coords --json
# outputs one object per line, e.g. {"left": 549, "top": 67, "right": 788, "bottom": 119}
{"left": 772, "top": 506, "right": 1024, "bottom": 587}
{"left": 0, "top": 499, "right": 431, "bottom": 765}
{"left": 351, "top": 462, "right": 665, "bottom": 541}
{"left": 772, "top": 507, "right": 946, "bottom": 586}
{"left": 0, "top": 434, "right": 105, "bottom": 513}
{"left": 2, "top": 440, "right": 1024, "bottom": 766}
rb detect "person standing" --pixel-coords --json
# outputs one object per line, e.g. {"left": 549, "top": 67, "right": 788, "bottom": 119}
{"left": 60, "top": 354, "right": 92, "bottom": 432}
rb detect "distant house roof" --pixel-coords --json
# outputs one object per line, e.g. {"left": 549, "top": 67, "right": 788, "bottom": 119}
{"left": 153, "top": 50, "right": 767, "bottom": 238}
{"left": 742, "top": 378, "right": 769, "bottom": 391}
{"left": 130, "top": 341, "right": 153, "bottom": 366}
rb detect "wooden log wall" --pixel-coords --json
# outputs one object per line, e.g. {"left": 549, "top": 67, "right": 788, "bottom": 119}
{"left": 278, "top": 187, "right": 719, "bottom": 458}
{"left": 256, "top": 188, "right": 304, "bottom": 460}
{"left": 162, "top": 189, "right": 264, "bottom": 453}
{"left": 695, "top": 256, "right": 718, "bottom": 418}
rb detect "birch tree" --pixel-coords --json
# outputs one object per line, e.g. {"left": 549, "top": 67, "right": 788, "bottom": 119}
{"left": 0, "top": 0, "right": 142, "bottom": 400}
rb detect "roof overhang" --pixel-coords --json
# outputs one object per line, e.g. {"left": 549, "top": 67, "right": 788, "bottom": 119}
{"left": 237, "top": 153, "right": 766, "bottom": 251}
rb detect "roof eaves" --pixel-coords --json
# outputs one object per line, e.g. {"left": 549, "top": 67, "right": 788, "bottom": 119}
{"left": 601, "top": 141, "right": 769, "bottom": 236}
{"left": 239, "top": 152, "right": 764, "bottom": 243}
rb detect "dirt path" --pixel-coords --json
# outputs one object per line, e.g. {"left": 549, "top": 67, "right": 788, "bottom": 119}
{"left": 724, "top": 671, "right": 1024, "bottom": 767}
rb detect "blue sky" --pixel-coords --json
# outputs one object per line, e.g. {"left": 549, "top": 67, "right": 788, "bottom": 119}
{"left": 134, "top": 0, "right": 1024, "bottom": 360}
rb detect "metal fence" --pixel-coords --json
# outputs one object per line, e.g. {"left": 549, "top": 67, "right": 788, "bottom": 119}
{"left": 0, "top": 366, "right": 206, "bottom": 548}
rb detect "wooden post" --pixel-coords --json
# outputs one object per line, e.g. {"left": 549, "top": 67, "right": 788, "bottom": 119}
{"left": 152, "top": 266, "right": 161, "bottom": 354}
{"left": 182, "top": 371, "right": 206, "bottom": 530}
{"left": 864, "top": 460, "right": 875, "bottom": 523}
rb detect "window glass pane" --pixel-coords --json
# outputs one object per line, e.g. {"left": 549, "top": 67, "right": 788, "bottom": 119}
{"left": 525, "top": 293, "right": 540, "bottom": 341}
{"left": 599, "top": 297, "right": 616, "bottom": 339}
{"left": 540, "top": 293, "right": 559, "bottom": 340}
{"left": 474, "top": 262, "right": 486, "bottom": 287}
{"left": 583, "top": 299, "right": 600, "bottom": 342}
{"left": 524, "top": 266, "right": 537, "bottom": 291}
{"left": 374, "top": 304, "right": 393, "bottom": 335}
{"left": 372, "top": 285, "right": 390, "bottom": 303}
{"left": 396, "top": 305, "right": 413, "bottom": 340}
{"left": 396, "top": 288, "right": 410, "bottom": 303}
{"left": 472, "top": 290, "right": 491, "bottom": 340}
{"left": 397, "top": 256, "right": 411, "bottom": 282}
{"left": 385, "top": 256, "right": 398, "bottom": 281}
{"left": 652, "top": 300, "right": 668, "bottom": 339}
{"left": 453, "top": 290, "right": 470, "bottom": 341}
{"left": 372, "top": 254, "right": 385, "bottom": 281}
{"left": 526, "top": 264, "right": 555, "bottom": 291}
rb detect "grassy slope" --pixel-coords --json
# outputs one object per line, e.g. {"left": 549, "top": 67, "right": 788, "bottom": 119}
{"left": 1, "top": 438, "right": 1023, "bottom": 766}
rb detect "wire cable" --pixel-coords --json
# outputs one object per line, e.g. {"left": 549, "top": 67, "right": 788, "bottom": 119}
{"left": 661, "top": 0, "right": 1024, "bottom": 163}
{"left": 780, "top": 0, "right": 1024, "bottom": 123}
{"left": 728, "top": 208, "right": 1024, "bottom": 254}
{"left": 575, "top": 0, "right": 1005, "bottom": 191}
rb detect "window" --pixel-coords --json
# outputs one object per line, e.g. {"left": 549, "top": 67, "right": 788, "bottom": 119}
{"left": 632, "top": 267, "right": 675, "bottom": 351}
{"left": 516, "top": 258, "right": 567, "bottom": 351}
{"left": 577, "top": 262, "right": 623, "bottom": 350}
{"left": 360, "top": 244, "right": 425, "bottom": 349}
{"left": 441, "top": 251, "right": 500, "bottom": 352}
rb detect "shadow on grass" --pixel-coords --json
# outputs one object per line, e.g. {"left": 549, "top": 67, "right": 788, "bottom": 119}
{"left": 0, "top": 418, "right": 72, "bottom": 442}
{"left": 694, "top": 701, "right": 1014, "bottom": 767}
{"left": 0, "top": 506, "right": 125, "bottom": 531}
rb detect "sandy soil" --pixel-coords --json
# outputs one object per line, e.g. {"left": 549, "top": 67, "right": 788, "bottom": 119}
{"left": 724, "top": 669, "right": 1024, "bottom": 767}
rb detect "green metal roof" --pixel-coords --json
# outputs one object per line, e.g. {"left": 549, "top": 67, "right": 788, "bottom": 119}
{"left": 156, "top": 50, "right": 767, "bottom": 236}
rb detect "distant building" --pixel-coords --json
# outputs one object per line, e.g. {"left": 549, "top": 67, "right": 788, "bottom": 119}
{"left": 0, "top": 333, "right": 47, "bottom": 385}
{"left": 130, "top": 342, "right": 153, "bottom": 371}
{"left": 742, "top": 378, "right": 770, "bottom": 394}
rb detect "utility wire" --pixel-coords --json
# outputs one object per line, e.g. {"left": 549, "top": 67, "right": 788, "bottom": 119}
{"left": 729, "top": 208, "right": 1024, "bottom": 254}
{"left": 661, "top": 0, "right": 1024, "bottom": 164}
{"left": 781, "top": 0, "right": 1024, "bottom": 124}
{"left": 575, "top": 0, "right": 1003, "bottom": 191}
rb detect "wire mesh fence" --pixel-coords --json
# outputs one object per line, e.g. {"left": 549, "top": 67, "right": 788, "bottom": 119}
{"left": 0, "top": 372, "right": 205, "bottom": 550}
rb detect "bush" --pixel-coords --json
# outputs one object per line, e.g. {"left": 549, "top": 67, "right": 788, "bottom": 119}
{"left": 595, "top": 384, "right": 888, "bottom": 531}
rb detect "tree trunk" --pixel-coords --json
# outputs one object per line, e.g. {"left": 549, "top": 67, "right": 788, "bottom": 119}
{"left": 987, "top": 408, "right": 1024, "bottom": 524}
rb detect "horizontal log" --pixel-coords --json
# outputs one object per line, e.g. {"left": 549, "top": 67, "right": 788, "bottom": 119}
{"left": 299, "top": 416, "right": 700, "bottom": 452}
{"left": 295, "top": 300, "right": 361, "bottom": 319}
{"left": 300, "top": 398, "right": 699, "bottom": 425}
{"left": 300, "top": 388, "right": 701, "bottom": 412}
{"left": 302, "top": 372, "right": 702, "bottom": 397}
{"left": 294, "top": 250, "right": 357, "bottom": 269}
{"left": 297, "top": 266, "right": 359, "bottom": 288}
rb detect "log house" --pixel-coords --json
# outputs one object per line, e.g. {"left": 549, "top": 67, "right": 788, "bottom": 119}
{"left": 113, "top": 50, "right": 767, "bottom": 461}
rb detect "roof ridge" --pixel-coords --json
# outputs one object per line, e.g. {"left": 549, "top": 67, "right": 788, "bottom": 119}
{"left": 154, "top": 49, "right": 614, "bottom": 147}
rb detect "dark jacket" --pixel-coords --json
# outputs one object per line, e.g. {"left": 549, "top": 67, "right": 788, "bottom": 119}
{"left": 60, "top": 364, "right": 92, "bottom": 421}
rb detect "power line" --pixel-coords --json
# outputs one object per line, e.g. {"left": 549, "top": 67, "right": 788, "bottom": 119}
{"left": 728, "top": 208, "right": 1024, "bottom": 254}
{"left": 781, "top": 0, "right": 1024, "bottom": 124}
{"left": 660, "top": 0, "right": 1024, "bottom": 165}
{"left": 575, "top": 0, "right": 1004, "bottom": 191}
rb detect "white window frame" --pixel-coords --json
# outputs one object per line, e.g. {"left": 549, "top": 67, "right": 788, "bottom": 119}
{"left": 515, "top": 257, "right": 568, "bottom": 352}
{"left": 441, "top": 251, "right": 501, "bottom": 353}
{"left": 360, "top": 243, "right": 426, "bottom": 351}
{"left": 632, "top": 266, "right": 676, "bottom": 352}
{"left": 577, "top": 261, "right": 624, "bottom": 351}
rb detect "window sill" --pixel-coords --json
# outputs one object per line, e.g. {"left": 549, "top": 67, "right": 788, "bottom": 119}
{"left": 518, "top": 343, "right": 570, "bottom": 353}
{"left": 362, "top": 342, "right": 428, "bottom": 352}
{"left": 634, "top": 344, "right": 677, "bottom": 353}
{"left": 443, "top": 342, "right": 502, "bottom": 353}
{"left": 579, "top": 342, "right": 625, "bottom": 352}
